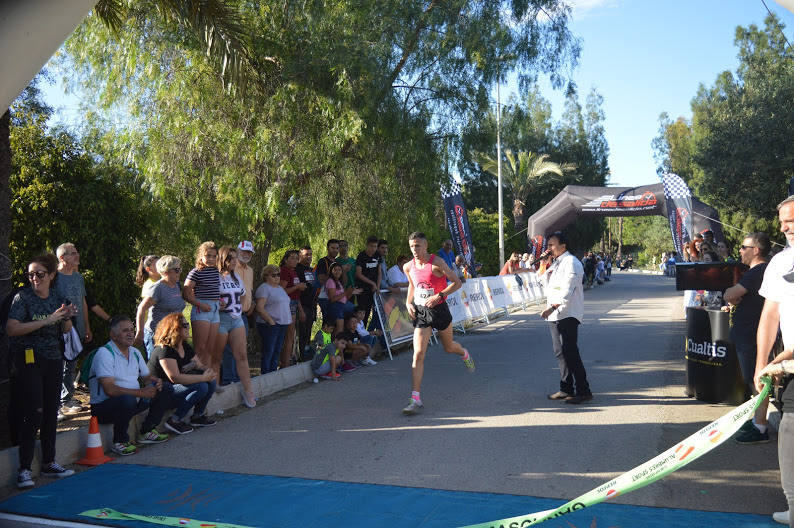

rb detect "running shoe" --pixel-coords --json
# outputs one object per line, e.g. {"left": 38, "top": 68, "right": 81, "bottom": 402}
{"left": 320, "top": 372, "right": 335, "bottom": 380}
{"left": 40, "top": 462, "right": 75, "bottom": 478}
{"left": 164, "top": 418, "right": 194, "bottom": 435}
{"left": 462, "top": 352, "right": 475, "bottom": 373}
{"left": 189, "top": 414, "right": 217, "bottom": 427}
{"left": 16, "top": 469, "right": 34, "bottom": 489}
{"left": 341, "top": 361, "right": 358, "bottom": 372}
{"left": 111, "top": 442, "right": 138, "bottom": 456}
{"left": 364, "top": 357, "right": 378, "bottom": 366}
{"left": 402, "top": 399, "right": 423, "bottom": 415}
{"left": 139, "top": 429, "right": 169, "bottom": 444}
{"left": 773, "top": 511, "right": 790, "bottom": 525}
{"left": 241, "top": 388, "right": 256, "bottom": 408}
{"left": 61, "top": 399, "right": 83, "bottom": 414}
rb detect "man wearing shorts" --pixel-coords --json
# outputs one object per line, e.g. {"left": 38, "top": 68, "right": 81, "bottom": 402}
{"left": 402, "top": 232, "right": 474, "bottom": 415}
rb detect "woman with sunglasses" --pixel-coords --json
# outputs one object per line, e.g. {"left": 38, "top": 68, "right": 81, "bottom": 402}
{"left": 255, "top": 265, "right": 292, "bottom": 374}
{"left": 148, "top": 313, "right": 217, "bottom": 435}
{"left": 134, "top": 255, "right": 186, "bottom": 359}
{"left": 213, "top": 246, "right": 255, "bottom": 407}
{"left": 6, "top": 254, "right": 78, "bottom": 488}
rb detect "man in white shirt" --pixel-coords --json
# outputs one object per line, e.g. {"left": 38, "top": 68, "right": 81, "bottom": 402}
{"left": 89, "top": 316, "right": 170, "bottom": 456}
{"left": 540, "top": 232, "right": 592, "bottom": 404}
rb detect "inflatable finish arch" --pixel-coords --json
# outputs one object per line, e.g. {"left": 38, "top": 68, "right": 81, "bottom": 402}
{"left": 527, "top": 184, "right": 723, "bottom": 256}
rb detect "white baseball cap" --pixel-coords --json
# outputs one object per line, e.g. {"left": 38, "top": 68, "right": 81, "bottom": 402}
{"left": 238, "top": 240, "right": 255, "bottom": 253}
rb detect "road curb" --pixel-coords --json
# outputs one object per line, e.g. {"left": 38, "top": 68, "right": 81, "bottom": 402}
{"left": 0, "top": 362, "right": 313, "bottom": 485}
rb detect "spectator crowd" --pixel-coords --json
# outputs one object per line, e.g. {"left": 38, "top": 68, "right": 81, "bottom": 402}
{"left": 4, "top": 235, "right": 476, "bottom": 488}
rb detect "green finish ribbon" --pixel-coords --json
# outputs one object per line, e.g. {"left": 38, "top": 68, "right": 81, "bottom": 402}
{"left": 461, "top": 378, "right": 772, "bottom": 528}
{"left": 80, "top": 507, "right": 256, "bottom": 528}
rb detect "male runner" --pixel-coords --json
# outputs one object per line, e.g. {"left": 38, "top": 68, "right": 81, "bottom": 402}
{"left": 402, "top": 232, "right": 474, "bottom": 415}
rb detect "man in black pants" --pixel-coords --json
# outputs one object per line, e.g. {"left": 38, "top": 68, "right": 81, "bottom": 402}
{"left": 540, "top": 232, "right": 592, "bottom": 404}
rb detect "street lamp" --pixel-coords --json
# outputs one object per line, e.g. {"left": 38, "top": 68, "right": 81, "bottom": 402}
{"left": 496, "top": 76, "right": 504, "bottom": 269}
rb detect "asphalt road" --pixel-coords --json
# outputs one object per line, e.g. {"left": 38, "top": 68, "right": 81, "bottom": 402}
{"left": 2, "top": 271, "right": 784, "bottom": 527}
{"left": 112, "top": 271, "right": 785, "bottom": 516}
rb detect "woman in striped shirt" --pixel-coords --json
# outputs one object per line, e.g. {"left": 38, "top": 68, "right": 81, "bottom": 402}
{"left": 183, "top": 242, "right": 221, "bottom": 373}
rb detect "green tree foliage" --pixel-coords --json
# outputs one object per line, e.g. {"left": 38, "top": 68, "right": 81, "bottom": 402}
{"left": 651, "top": 15, "right": 792, "bottom": 252}
{"left": 58, "top": 1, "right": 581, "bottom": 267}
{"left": 689, "top": 14, "right": 794, "bottom": 218}
{"left": 9, "top": 86, "right": 153, "bottom": 344}
{"left": 475, "top": 149, "right": 574, "bottom": 230}
{"left": 461, "top": 85, "right": 609, "bottom": 252}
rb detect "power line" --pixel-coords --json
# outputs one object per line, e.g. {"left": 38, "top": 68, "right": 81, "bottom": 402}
{"left": 760, "top": 0, "right": 794, "bottom": 57}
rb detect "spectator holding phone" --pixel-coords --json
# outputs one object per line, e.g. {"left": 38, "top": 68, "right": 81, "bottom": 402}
{"left": 6, "top": 254, "right": 78, "bottom": 488}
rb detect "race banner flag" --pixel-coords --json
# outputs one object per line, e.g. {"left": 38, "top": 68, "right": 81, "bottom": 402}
{"left": 441, "top": 180, "right": 478, "bottom": 277}
{"left": 460, "top": 378, "right": 771, "bottom": 528}
{"left": 660, "top": 173, "right": 693, "bottom": 256}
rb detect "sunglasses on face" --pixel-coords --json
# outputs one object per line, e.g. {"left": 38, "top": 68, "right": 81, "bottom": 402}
{"left": 27, "top": 270, "right": 47, "bottom": 280}
{"left": 269, "top": 273, "right": 280, "bottom": 277}
{"left": 740, "top": 245, "right": 756, "bottom": 250}
{"left": 169, "top": 267, "right": 182, "bottom": 273}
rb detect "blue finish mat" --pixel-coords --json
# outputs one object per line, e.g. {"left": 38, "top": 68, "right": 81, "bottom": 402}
{"left": 0, "top": 464, "right": 778, "bottom": 527}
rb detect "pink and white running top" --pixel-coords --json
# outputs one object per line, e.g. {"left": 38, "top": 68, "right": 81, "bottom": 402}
{"left": 408, "top": 254, "right": 447, "bottom": 306}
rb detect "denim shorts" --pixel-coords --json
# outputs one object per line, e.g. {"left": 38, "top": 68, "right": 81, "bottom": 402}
{"left": 191, "top": 299, "right": 220, "bottom": 324}
{"left": 218, "top": 312, "right": 245, "bottom": 335}
{"left": 329, "top": 301, "right": 355, "bottom": 321}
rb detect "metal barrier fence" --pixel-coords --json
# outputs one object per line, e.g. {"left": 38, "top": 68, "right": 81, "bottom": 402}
{"left": 373, "top": 272, "right": 547, "bottom": 359}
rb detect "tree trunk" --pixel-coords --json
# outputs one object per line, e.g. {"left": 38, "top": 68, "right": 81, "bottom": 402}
{"left": 0, "top": 109, "right": 11, "bottom": 380}
{"left": 617, "top": 217, "right": 623, "bottom": 260}
{"left": 512, "top": 199, "right": 525, "bottom": 231}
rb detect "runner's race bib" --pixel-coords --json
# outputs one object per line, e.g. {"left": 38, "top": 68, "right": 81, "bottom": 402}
{"left": 414, "top": 287, "right": 434, "bottom": 307}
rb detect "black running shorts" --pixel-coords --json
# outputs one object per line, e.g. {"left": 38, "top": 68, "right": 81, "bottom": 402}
{"left": 412, "top": 302, "right": 452, "bottom": 331}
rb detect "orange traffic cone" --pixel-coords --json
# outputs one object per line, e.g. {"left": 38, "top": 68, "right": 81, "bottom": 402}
{"left": 77, "top": 416, "right": 113, "bottom": 466}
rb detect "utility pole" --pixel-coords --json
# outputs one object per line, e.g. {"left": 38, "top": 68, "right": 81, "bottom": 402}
{"left": 617, "top": 217, "right": 623, "bottom": 260}
{"left": 496, "top": 76, "right": 505, "bottom": 269}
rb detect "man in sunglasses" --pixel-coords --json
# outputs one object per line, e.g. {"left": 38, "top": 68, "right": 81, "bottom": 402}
{"left": 724, "top": 233, "right": 770, "bottom": 419}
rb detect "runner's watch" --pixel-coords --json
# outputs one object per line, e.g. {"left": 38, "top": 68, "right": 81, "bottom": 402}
{"left": 438, "top": 291, "right": 446, "bottom": 300}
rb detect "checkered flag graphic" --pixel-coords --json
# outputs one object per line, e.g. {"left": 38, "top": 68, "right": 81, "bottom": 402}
{"left": 660, "top": 173, "right": 691, "bottom": 200}
{"left": 440, "top": 180, "right": 462, "bottom": 199}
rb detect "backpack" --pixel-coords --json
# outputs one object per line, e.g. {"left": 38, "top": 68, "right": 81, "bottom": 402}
{"left": 79, "top": 345, "right": 111, "bottom": 387}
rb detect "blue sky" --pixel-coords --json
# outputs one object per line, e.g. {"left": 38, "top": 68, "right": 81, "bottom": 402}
{"left": 497, "top": 0, "right": 794, "bottom": 188}
{"left": 42, "top": 1, "right": 794, "bottom": 191}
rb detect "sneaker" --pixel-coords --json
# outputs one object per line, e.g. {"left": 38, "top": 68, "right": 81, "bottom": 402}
{"left": 547, "top": 391, "right": 572, "bottom": 400}
{"left": 341, "top": 362, "right": 357, "bottom": 372}
{"left": 364, "top": 357, "right": 378, "bottom": 366}
{"left": 737, "top": 420, "right": 756, "bottom": 434}
{"left": 734, "top": 424, "right": 770, "bottom": 444}
{"left": 138, "top": 428, "right": 169, "bottom": 444}
{"left": 402, "top": 399, "right": 423, "bottom": 415}
{"left": 111, "top": 442, "right": 138, "bottom": 456}
{"left": 61, "top": 400, "right": 83, "bottom": 414}
{"left": 164, "top": 418, "right": 194, "bottom": 435}
{"left": 16, "top": 469, "right": 33, "bottom": 489}
{"left": 40, "top": 462, "right": 75, "bottom": 478}
{"left": 565, "top": 393, "right": 593, "bottom": 404}
{"left": 57, "top": 410, "right": 68, "bottom": 422}
{"left": 320, "top": 372, "right": 335, "bottom": 380}
{"left": 773, "top": 511, "right": 790, "bottom": 525}
{"left": 189, "top": 414, "right": 217, "bottom": 427}
{"left": 462, "top": 351, "right": 475, "bottom": 373}
{"left": 241, "top": 388, "right": 256, "bottom": 408}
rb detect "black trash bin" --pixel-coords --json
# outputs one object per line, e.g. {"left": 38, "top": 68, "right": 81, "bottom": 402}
{"left": 684, "top": 307, "right": 746, "bottom": 405}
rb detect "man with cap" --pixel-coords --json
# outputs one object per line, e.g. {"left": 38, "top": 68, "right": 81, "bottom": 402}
{"left": 221, "top": 241, "right": 255, "bottom": 385}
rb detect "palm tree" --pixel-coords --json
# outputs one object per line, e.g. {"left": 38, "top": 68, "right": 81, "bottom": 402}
{"left": 477, "top": 149, "right": 576, "bottom": 230}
